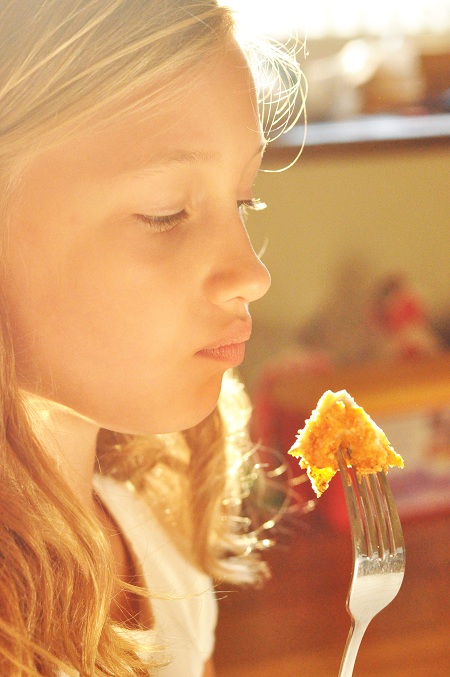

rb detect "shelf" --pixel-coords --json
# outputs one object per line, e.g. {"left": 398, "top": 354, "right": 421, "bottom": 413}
{"left": 271, "top": 353, "right": 450, "bottom": 416}
{"left": 268, "top": 112, "right": 450, "bottom": 157}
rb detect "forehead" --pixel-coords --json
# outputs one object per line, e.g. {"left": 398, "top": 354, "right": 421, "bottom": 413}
{"left": 121, "top": 46, "right": 261, "bottom": 173}
{"left": 29, "top": 44, "right": 263, "bottom": 183}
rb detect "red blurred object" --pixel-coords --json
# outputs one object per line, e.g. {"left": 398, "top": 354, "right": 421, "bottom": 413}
{"left": 370, "top": 273, "right": 440, "bottom": 359}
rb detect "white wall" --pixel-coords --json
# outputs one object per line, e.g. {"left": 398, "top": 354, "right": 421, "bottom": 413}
{"left": 242, "top": 143, "right": 450, "bottom": 384}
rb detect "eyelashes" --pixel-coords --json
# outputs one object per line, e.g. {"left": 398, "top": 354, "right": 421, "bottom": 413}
{"left": 136, "top": 198, "right": 267, "bottom": 233}
{"left": 135, "top": 210, "right": 188, "bottom": 233}
{"left": 238, "top": 197, "right": 267, "bottom": 218}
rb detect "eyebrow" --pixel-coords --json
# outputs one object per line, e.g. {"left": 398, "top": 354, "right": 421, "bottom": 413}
{"left": 134, "top": 140, "right": 267, "bottom": 173}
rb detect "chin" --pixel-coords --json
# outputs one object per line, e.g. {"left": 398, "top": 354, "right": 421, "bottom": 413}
{"left": 157, "top": 378, "right": 224, "bottom": 434}
{"left": 110, "top": 408, "right": 218, "bottom": 436}
{"left": 159, "top": 396, "right": 222, "bottom": 434}
{"left": 103, "top": 385, "right": 223, "bottom": 436}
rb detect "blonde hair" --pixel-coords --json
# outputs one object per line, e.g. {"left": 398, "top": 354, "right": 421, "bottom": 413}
{"left": 0, "top": 1, "right": 304, "bottom": 674}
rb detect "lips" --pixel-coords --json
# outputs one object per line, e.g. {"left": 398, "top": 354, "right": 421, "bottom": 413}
{"left": 197, "top": 323, "right": 252, "bottom": 365}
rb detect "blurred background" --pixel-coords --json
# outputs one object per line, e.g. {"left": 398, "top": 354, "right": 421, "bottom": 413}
{"left": 215, "top": 2, "right": 450, "bottom": 675}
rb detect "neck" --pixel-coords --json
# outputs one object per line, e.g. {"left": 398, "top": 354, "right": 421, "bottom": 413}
{"left": 22, "top": 392, "right": 101, "bottom": 510}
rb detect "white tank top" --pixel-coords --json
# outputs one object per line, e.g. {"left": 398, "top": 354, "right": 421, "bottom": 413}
{"left": 92, "top": 474, "right": 218, "bottom": 676}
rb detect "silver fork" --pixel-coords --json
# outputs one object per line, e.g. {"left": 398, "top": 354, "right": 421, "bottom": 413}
{"left": 337, "top": 452, "right": 406, "bottom": 677}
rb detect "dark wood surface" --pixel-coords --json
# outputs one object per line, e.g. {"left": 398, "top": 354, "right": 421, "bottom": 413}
{"left": 271, "top": 354, "right": 450, "bottom": 417}
{"left": 214, "top": 510, "right": 450, "bottom": 677}
{"left": 263, "top": 113, "right": 450, "bottom": 165}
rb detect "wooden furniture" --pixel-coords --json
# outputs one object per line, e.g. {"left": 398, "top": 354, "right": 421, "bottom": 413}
{"left": 271, "top": 353, "right": 450, "bottom": 416}
{"left": 265, "top": 113, "right": 450, "bottom": 162}
{"left": 215, "top": 511, "right": 450, "bottom": 677}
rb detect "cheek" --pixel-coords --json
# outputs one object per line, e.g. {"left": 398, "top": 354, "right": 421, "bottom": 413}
{"left": 10, "top": 236, "right": 201, "bottom": 397}
{"left": 4, "top": 199, "right": 222, "bottom": 431}
{"left": 61, "top": 242, "right": 190, "bottom": 339}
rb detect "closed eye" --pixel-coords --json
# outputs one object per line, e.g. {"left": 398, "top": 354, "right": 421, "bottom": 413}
{"left": 134, "top": 210, "right": 188, "bottom": 232}
{"left": 136, "top": 197, "right": 267, "bottom": 233}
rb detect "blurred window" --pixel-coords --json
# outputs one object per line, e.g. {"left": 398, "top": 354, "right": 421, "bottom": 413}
{"left": 220, "top": 1, "right": 450, "bottom": 39}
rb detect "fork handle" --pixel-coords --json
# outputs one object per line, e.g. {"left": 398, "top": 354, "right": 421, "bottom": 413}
{"left": 338, "top": 619, "right": 370, "bottom": 677}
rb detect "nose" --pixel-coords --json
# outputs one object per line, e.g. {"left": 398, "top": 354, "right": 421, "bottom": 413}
{"left": 204, "top": 215, "right": 271, "bottom": 305}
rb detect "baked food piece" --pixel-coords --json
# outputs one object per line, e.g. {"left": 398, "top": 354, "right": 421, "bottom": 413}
{"left": 288, "top": 390, "right": 404, "bottom": 497}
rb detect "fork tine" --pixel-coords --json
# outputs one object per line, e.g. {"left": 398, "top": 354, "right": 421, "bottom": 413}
{"left": 377, "top": 470, "right": 405, "bottom": 555}
{"left": 337, "top": 452, "right": 366, "bottom": 555}
{"left": 366, "top": 473, "right": 391, "bottom": 557}
{"left": 357, "top": 475, "right": 379, "bottom": 559}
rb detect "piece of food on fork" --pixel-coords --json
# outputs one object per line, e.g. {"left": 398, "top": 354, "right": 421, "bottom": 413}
{"left": 288, "top": 389, "right": 404, "bottom": 497}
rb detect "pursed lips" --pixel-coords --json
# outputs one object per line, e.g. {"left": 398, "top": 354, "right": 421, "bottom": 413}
{"left": 196, "top": 322, "right": 252, "bottom": 364}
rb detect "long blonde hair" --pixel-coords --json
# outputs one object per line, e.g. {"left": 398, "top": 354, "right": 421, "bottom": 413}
{"left": 0, "top": 1, "right": 304, "bottom": 674}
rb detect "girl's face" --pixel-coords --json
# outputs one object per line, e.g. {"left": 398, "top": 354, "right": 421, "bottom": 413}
{"left": 4, "top": 44, "right": 270, "bottom": 434}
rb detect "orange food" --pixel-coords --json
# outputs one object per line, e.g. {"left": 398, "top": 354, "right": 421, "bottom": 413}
{"left": 288, "top": 390, "right": 404, "bottom": 497}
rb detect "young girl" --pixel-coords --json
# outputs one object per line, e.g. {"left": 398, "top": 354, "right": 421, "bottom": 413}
{"left": 0, "top": 1, "right": 303, "bottom": 674}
